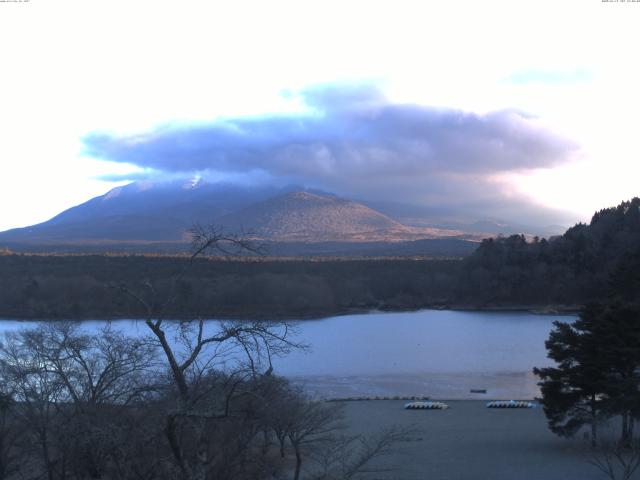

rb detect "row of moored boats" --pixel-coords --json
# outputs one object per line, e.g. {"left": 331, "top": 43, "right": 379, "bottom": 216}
{"left": 404, "top": 400, "right": 536, "bottom": 410}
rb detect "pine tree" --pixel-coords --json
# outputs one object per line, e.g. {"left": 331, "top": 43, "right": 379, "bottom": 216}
{"left": 535, "top": 301, "right": 640, "bottom": 446}
{"left": 592, "top": 302, "right": 640, "bottom": 445}
{"left": 534, "top": 304, "right": 610, "bottom": 446}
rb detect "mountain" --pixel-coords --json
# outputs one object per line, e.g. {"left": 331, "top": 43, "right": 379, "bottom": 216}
{"left": 0, "top": 180, "right": 484, "bottom": 255}
{"left": 0, "top": 180, "right": 290, "bottom": 244}
{"left": 45, "top": 179, "right": 291, "bottom": 231}
{"left": 218, "top": 191, "right": 411, "bottom": 241}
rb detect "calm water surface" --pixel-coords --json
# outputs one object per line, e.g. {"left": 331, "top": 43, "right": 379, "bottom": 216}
{"left": 0, "top": 310, "right": 573, "bottom": 399}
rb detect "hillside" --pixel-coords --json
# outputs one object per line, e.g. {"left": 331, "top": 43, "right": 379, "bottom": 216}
{"left": 219, "top": 191, "right": 411, "bottom": 241}
{"left": 0, "top": 180, "right": 284, "bottom": 244}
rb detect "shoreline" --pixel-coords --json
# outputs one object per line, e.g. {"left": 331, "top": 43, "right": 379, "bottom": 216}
{"left": 292, "top": 370, "right": 545, "bottom": 401}
{"left": 0, "top": 304, "right": 580, "bottom": 322}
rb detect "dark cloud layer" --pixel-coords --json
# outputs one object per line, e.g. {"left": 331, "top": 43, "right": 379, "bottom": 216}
{"left": 83, "top": 85, "right": 579, "bottom": 225}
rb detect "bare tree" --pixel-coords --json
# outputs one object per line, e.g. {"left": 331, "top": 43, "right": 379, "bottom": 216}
{"left": 310, "top": 426, "right": 414, "bottom": 480}
{"left": 20, "top": 322, "right": 158, "bottom": 409}
{"left": 0, "top": 322, "right": 160, "bottom": 480}
{"left": 0, "top": 392, "right": 23, "bottom": 480}
{"left": 261, "top": 377, "right": 301, "bottom": 459}
{"left": 0, "top": 331, "right": 66, "bottom": 480}
{"left": 116, "top": 225, "right": 304, "bottom": 480}
{"left": 287, "top": 399, "right": 344, "bottom": 480}
{"left": 281, "top": 399, "right": 414, "bottom": 480}
{"left": 590, "top": 442, "right": 640, "bottom": 480}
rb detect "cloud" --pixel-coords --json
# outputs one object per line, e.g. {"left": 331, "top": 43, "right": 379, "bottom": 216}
{"left": 82, "top": 84, "right": 580, "bottom": 225}
{"left": 94, "top": 170, "right": 159, "bottom": 182}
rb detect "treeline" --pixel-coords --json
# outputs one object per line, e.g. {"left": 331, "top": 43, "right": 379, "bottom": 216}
{"left": 457, "top": 197, "right": 640, "bottom": 307}
{"left": 0, "top": 238, "right": 478, "bottom": 258}
{"left": 0, "top": 254, "right": 460, "bottom": 320}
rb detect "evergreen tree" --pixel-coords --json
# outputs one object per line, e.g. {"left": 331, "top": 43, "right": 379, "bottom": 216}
{"left": 535, "top": 302, "right": 640, "bottom": 446}
{"left": 592, "top": 302, "right": 640, "bottom": 444}
{"left": 534, "top": 304, "right": 610, "bottom": 446}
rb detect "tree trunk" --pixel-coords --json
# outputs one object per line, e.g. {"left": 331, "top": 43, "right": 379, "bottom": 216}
{"left": 193, "top": 421, "right": 209, "bottom": 480}
{"left": 165, "top": 415, "right": 189, "bottom": 479}
{"left": 146, "top": 321, "right": 189, "bottom": 400}
{"left": 621, "top": 411, "right": 631, "bottom": 446}
{"left": 591, "top": 396, "right": 598, "bottom": 448}
{"left": 261, "top": 430, "right": 271, "bottom": 457}
{"left": 42, "top": 439, "right": 54, "bottom": 480}
{"left": 293, "top": 446, "right": 302, "bottom": 480}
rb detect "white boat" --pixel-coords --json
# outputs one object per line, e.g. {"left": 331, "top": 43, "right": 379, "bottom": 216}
{"left": 405, "top": 401, "right": 449, "bottom": 410}
{"left": 486, "top": 400, "right": 535, "bottom": 409}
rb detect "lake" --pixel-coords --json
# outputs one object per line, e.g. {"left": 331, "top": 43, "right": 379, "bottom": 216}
{"left": 0, "top": 310, "right": 573, "bottom": 399}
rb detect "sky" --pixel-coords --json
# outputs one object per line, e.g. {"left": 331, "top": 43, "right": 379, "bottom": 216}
{"left": 1, "top": 0, "right": 639, "bottom": 231}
